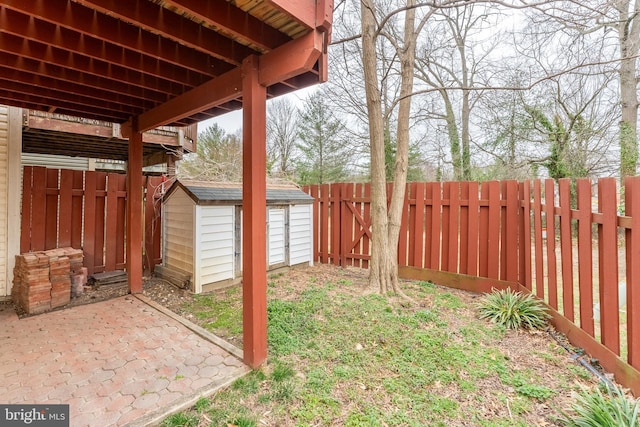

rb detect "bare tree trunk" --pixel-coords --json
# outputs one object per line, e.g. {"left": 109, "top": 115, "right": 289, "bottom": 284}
{"left": 362, "top": 0, "right": 417, "bottom": 298}
{"left": 617, "top": 0, "right": 640, "bottom": 180}
{"left": 361, "top": 0, "right": 392, "bottom": 293}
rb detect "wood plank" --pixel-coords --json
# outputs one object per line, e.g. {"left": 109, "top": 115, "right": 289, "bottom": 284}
{"left": 320, "top": 184, "right": 329, "bottom": 264}
{"left": 84, "top": 171, "right": 97, "bottom": 274}
{"left": 466, "top": 181, "right": 479, "bottom": 276}
{"left": 576, "top": 178, "right": 594, "bottom": 336}
{"left": 31, "top": 167, "right": 47, "bottom": 251}
{"left": 625, "top": 176, "right": 640, "bottom": 368}
{"left": 533, "top": 180, "right": 545, "bottom": 299}
{"left": 519, "top": 181, "right": 532, "bottom": 290}
{"left": 116, "top": 173, "right": 127, "bottom": 270}
{"left": 500, "top": 181, "right": 508, "bottom": 280}
{"left": 597, "top": 177, "right": 620, "bottom": 355}
{"left": 545, "top": 179, "right": 558, "bottom": 309}
{"left": 45, "top": 168, "right": 59, "bottom": 250}
{"left": 71, "top": 170, "right": 84, "bottom": 249}
{"left": 362, "top": 183, "right": 371, "bottom": 269}
{"left": 504, "top": 181, "right": 519, "bottom": 282}
{"left": 398, "top": 182, "right": 409, "bottom": 267}
{"left": 309, "top": 185, "right": 319, "bottom": 262}
{"left": 447, "top": 181, "right": 459, "bottom": 273}
{"left": 487, "top": 181, "right": 500, "bottom": 279}
{"left": 58, "top": 169, "right": 73, "bottom": 247}
{"left": 20, "top": 166, "right": 33, "bottom": 253}
{"left": 331, "top": 183, "right": 341, "bottom": 266}
{"left": 412, "top": 182, "right": 425, "bottom": 269}
{"left": 105, "top": 174, "right": 119, "bottom": 271}
{"left": 558, "top": 178, "right": 574, "bottom": 321}
{"left": 459, "top": 182, "right": 469, "bottom": 274}
{"left": 424, "top": 182, "right": 432, "bottom": 269}
{"left": 429, "top": 182, "right": 441, "bottom": 270}
{"left": 441, "top": 182, "right": 451, "bottom": 272}
{"left": 93, "top": 172, "right": 107, "bottom": 273}
{"left": 478, "top": 182, "right": 489, "bottom": 277}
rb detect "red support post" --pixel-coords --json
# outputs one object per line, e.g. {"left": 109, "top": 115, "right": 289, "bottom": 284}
{"left": 242, "top": 55, "right": 268, "bottom": 368}
{"left": 126, "top": 118, "right": 144, "bottom": 294}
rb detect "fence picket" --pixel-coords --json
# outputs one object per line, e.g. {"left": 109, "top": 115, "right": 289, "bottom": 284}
{"left": 459, "top": 182, "right": 469, "bottom": 274}
{"left": 20, "top": 167, "right": 33, "bottom": 253}
{"left": 505, "top": 181, "right": 519, "bottom": 282}
{"left": 487, "top": 181, "right": 500, "bottom": 279}
{"left": 45, "top": 169, "right": 59, "bottom": 250}
{"left": 625, "top": 176, "right": 640, "bottom": 366}
{"left": 519, "top": 181, "right": 532, "bottom": 289}
{"left": 558, "top": 179, "right": 575, "bottom": 321}
{"left": 447, "top": 182, "right": 460, "bottom": 273}
{"left": 479, "top": 182, "right": 489, "bottom": 277}
{"left": 545, "top": 179, "right": 558, "bottom": 309}
{"left": 576, "top": 179, "right": 594, "bottom": 336}
{"left": 533, "top": 180, "right": 545, "bottom": 299}
{"left": 598, "top": 178, "right": 620, "bottom": 355}
{"left": 59, "top": 169, "right": 73, "bottom": 247}
{"left": 466, "top": 181, "right": 479, "bottom": 276}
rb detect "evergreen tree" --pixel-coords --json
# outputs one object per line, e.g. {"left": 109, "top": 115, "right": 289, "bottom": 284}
{"left": 295, "top": 91, "right": 351, "bottom": 185}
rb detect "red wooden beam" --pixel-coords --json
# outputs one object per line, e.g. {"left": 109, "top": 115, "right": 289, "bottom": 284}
{"left": 264, "top": 0, "right": 316, "bottom": 29}
{"left": 0, "top": 8, "right": 212, "bottom": 86}
{"left": 0, "top": 33, "right": 191, "bottom": 97}
{"left": 0, "top": 1, "right": 233, "bottom": 74}
{"left": 241, "top": 55, "right": 268, "bottom": 368}
{"left": 124, "top": 0, "right": 290, "bottom": 52}
{"left": 127, "top": 118, "right": 144, "bottom": 294}
{"left": 130, "top": 30, "right": 324, "bottom": 132}
{"left": 0, "top": 66, "right": 157, "bottom": 109}
{"left": 72, "top": 0, "right": 257, "bottom": 63}
{"left": 131, "top": 68, "right": 242, "bottom": 134}
{"left": 259, "top": 30, "right": 323, "bottom": 87}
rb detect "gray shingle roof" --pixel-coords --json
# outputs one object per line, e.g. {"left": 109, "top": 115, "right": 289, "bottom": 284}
{"left": 165, "top": 180, "right": 314, "bottom": 205}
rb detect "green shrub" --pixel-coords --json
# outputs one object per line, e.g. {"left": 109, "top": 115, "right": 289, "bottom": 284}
{"left": 477, "top": 289, "right": 550, "bottom": 330}
{"left": 558, "top": 385, "right": 639, "bottom": 427}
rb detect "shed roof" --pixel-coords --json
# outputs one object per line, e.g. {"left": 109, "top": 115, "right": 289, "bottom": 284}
{"left": 166, "top": 180, "right": 314, "bottom": 205}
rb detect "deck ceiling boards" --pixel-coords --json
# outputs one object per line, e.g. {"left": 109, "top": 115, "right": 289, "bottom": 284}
{"left": 0, "top": 0, "right": 331, "bottom": 130}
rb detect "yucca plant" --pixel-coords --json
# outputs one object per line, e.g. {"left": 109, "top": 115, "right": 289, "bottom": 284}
{"left": 477, "top": 288, "right": 550, "bottom": 330}
{"left": 558, "top": 384, "right": 640, "bottom": 427}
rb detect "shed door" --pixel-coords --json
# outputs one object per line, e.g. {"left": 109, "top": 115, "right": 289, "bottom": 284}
{"left": 268, "top": 208, "right": 286, "bottom": 267}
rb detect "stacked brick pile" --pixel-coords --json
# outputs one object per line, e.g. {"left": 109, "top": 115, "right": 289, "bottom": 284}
{"left": 12, "top": 247, "right": 86, "bottom": 315}
{"left": 12, "top": 253, "right": 52, "bottom": 314}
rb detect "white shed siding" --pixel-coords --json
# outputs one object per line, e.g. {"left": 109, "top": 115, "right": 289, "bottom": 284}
{"left": 0, "top": 107, "right": 8, "bottom": 297}
{"left": 0, "top": 106, "right": 20, "bottom": 298}
{"left": 268, "top": 208, "right": 286, "bottom": 266}
{"left": 22, "top": 153, "right": 90, "bottom": 170}
{"left": 163, "top": 188, "right": 195, "bottom": 274}
{"left": 198, "top": 206, "right": 235, "bottom": 288}
{"left": 289, "top": 204, "right": 313, "bottom": 266}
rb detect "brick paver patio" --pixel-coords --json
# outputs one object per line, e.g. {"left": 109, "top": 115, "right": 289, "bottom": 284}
{"left": 0, "top": 295, "right": 249, "bottom": 426}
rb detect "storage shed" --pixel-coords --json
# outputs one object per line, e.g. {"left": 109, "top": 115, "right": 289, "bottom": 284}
{"left": 161, "top": 180, "right": 314, "bottom": 293}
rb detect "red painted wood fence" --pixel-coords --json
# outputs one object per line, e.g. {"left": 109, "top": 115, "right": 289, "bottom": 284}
{"left": 21, "top": 166, "right": 164, "bottom": 275}
{"left": 305, "top": 177, "right": 640, "bottom": 393}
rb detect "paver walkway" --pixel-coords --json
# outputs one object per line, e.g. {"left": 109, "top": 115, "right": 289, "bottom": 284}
{"left": 0, "top": 295, "right": 249, "bottom": 426}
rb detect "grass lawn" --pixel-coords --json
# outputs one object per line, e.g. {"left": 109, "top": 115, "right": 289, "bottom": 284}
{"left": 160, "top": 265, "right": 598, "bottom": 427}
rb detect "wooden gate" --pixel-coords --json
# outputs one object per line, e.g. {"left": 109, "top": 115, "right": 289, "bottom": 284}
{"left": 20, "top": 166, "right": 164, "bottom": 274}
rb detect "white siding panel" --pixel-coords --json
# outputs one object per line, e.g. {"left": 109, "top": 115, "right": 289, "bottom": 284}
{"left": 0, "top": 107, "right": 8, "bottom": 296}
{"left": 22, "top": 153, "right": 90, "bottom": 170}
{"left": 289, "top": 204, "right": 312, "bottom": 265}
{"left": 268, "top": 208, "right": 286, "bottom": 266}
{"left": 198, "top": 206, "right": 234, "bottom": 285}
{"left": 163, "top": 188, "right": 194, "bottom": 274}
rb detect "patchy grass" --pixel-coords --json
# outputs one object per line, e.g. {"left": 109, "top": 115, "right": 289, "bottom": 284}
{"left": 161, "top": 265, "right": 602, "bottom": 427}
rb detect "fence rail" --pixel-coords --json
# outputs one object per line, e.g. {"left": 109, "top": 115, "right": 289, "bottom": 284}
{"left": 304, "top": 177, "right": 640, "bottom": 394}
{"left": 21, "top": 166, "right": 163, "bottom": 274}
